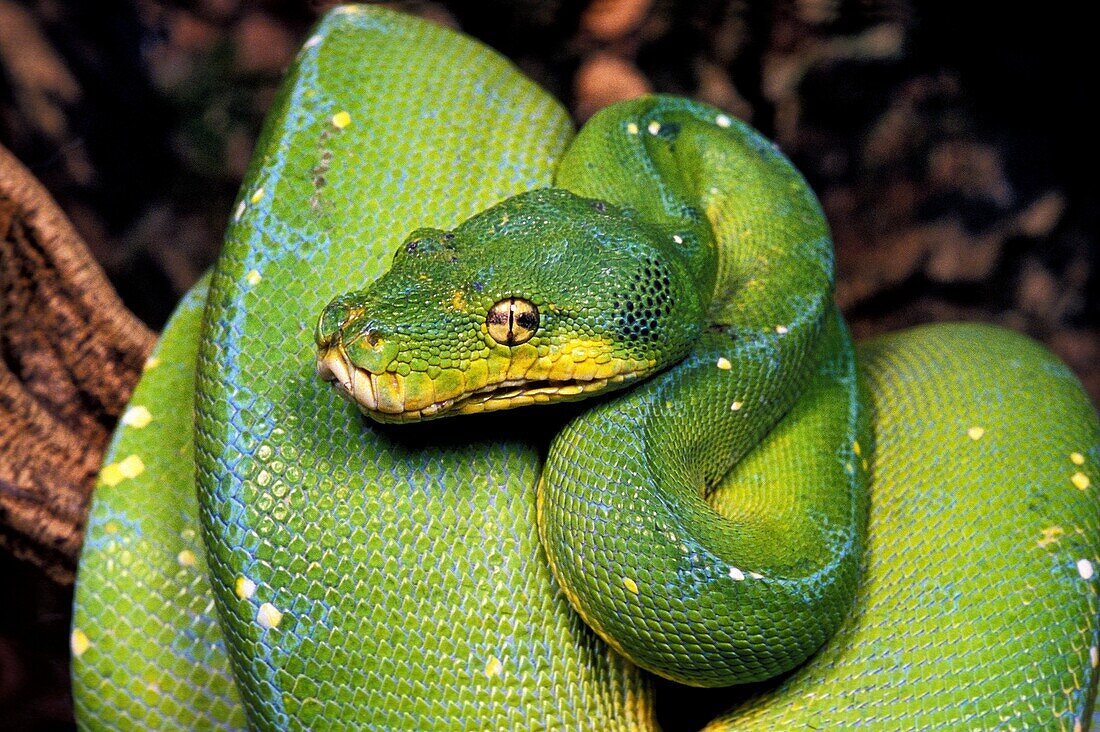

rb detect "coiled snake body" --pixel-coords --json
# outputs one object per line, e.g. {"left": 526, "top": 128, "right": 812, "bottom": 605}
{"left": 73, "top": 7, "right": 1099, "bottom": 730}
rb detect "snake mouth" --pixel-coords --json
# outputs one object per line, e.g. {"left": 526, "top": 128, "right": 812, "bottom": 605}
{"left": 317, "top": 346, "right": 639, "bottom": 422}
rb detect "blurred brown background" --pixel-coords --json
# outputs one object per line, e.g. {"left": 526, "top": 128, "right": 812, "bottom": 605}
{"left": 1, "top": 0, "right": 1096, "bottom": 727}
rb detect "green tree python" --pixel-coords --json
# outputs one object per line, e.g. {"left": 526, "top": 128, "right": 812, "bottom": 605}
{"left": 71, "top": 6, "right": 1099, "bottom": 730}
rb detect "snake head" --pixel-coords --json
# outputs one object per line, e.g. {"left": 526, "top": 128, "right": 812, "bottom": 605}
{"left": 316, "top": 188, "right": 705, "bottom": 422}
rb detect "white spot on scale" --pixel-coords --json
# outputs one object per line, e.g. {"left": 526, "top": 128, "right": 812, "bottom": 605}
{"left": 647, "top": 120, "right": 661, "bottom": 135}
{"left": 233, "top": 201, "right": 246, "bottom": 222}
{"left": 1091, "top": 645, "right": 1099, "bottom": 669}
{"left": 70, "top": 628, "right": 90, "bottom": 656}
{"left": 728, "top": 566, "right": 745, "bottom": 581}
{"left": 775, "top": 325, "right": 789, "bottom": 335}
{"left": 176, "top": 549, "right": 196, "bottom": 568}
{"left": 257, "top": 602, "right": 283, "bottom": 629}
{"left": 303, "top": 34, "right": 322, "bottom": 48}
{"left": 1077, "top": 558, "right": 1094, "bottom": 580}
{"left": 484, "top": 656, "right": 503, "bottom": 678}
{"left": 715, "top": 114, "right": 732, "bottom": 128}
{"left": 121, "top": 406, "right": 152, "bottom": 428}
{"left": 672, "top": 234, "right": 683, "bottom": 244}
{"left": 235, "top": 576, "right": 257, "bottom": 600}
{"left": 730, "top": 401, "right": 743, "bottom": 411}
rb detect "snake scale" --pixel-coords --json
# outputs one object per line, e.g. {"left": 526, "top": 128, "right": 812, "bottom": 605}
{"left": 71, "top": 7, "right": 1099, "bottom": 730}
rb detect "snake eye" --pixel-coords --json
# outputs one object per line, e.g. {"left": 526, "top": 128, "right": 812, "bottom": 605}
{"left": 487, "top": 297, "right": 539, "bottom": 346}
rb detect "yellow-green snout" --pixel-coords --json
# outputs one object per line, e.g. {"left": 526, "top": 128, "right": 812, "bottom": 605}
{"left": 317, "top": 333, "right": 651, "bottom": 422}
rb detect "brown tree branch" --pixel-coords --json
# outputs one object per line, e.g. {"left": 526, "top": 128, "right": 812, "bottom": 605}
{"left": 0, "top": 143, "right": 155, "bottom": 584}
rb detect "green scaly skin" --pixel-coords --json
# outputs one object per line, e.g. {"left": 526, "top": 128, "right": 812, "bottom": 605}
{"left": 72, "top": 5, "right": 1099, "bottom": 731}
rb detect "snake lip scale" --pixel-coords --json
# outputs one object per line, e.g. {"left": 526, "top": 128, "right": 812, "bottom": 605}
{"left": 317, "top": 344, "right": 640, "bottom": 422}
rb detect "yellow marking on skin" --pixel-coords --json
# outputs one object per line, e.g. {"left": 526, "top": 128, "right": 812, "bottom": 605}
{"left": 401, "top": 371, "right": 436, "bottom": 413}
{"left": 246, "top": 269, "right": 262, "bottom": 286}
{"left": 623, "top": 577, "right": 639, "bottom": 594}
{"left": 626, "top": 122, "right": 639, "bottom": 135}
{"left": 100, "top": 463, "right": 125, "bottom": 487}
{"left": 144, "top": 356, "right": 161, "bottom": 370}
{"left": 451, "top": 289, "right": 467, "bottom": 311}
{"left": 485, "top": 352, "right": 512, "bottom": 384}
{"left": 484, "top": 656, "right": 503, "bottom": 678}
{"left": 1071, "top": 452, "right": 1085, "bottom": 465}
{"left": 967, "top": 426, "right": 985, "bottom": 441}
{"left": 853, "top": 440, "right": 862, "bottom": 456}
{"left": 862, "top": 458, "right": 869, "bottom": 471}
{"left": 121, "top": 405, "right": 152, "bottom": 428}
{"left": 104, "top": 521, "right": 119, "bottom": 534}
{"left": 118, "top": 455, "right": 145, "bottom": 479}
{"left": 647, "top": 120, "right": 661, "bottom": 135}
{"left": 257, "top": 603, "right": 283, "bottom": 629}
{"left": 1038, "top": 526, "right": 1064, "bottom": 548}
{"left": 507, "top": 344, "right": 539, "bottom": 380}
{"left": 70, "top": 628, "right": 90, "bottom": 657}
{"left": 375, "top": 372, "right": 406, "bottom": 413}
{"left": 331, "top": 110, "right": 351, "bottom": 129}
{"left": 593, "top": 361, "right": 621, "bottom": 381}
{"left": 572, "top": 360, "right": 599, "bottom": 382}
{"left": 1077, "top": 559, "right": 1095, "bottom": 580}
{"left": 1071, "top": 472, "right": 1090, "bottom": 490}
{"left": 250, "top": 187, "right": 265, "bottom": 204}
{"left": 464, "top": 359, "right": 488, "bottom": 392}
{"left": 235, "top": 576, "right": 257, "bottom": 600}
{"left": 546, "top": 358, "right": 576, "bottom": 382}
{"left": 432, "top": 369, "right": 465, "bottom": 402}
{"left": 177, "top": 549, "right": 196, "bottom": 568}
{"left": 716, "top": 357, "right": 732, "bottom": 370}
{"left": 716, "top": 113, "right": 732, "bottom": 128}
{"left": 1038, "top": 526, "right": 1064, "bottom": 549}
{"left": 731, "top": 401, "right": 743, "bottom": 411}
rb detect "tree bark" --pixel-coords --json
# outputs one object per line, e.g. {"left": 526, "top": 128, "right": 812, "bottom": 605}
{"left": 0, "top": 143, "right": 155, "bottom": 584}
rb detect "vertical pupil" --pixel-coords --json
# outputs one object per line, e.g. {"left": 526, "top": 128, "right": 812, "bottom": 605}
{"left": 507, "top": 298, "right": 516, "bottom": 345}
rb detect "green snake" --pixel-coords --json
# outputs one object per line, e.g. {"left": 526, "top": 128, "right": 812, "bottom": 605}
{"left": 71, "top": 6, "right": 1099, "bottom": 730}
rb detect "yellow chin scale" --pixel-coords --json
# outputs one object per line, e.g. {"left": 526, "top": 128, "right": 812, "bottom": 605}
{"left": 321, "top": 337, "right": 655, "bottom": 422}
